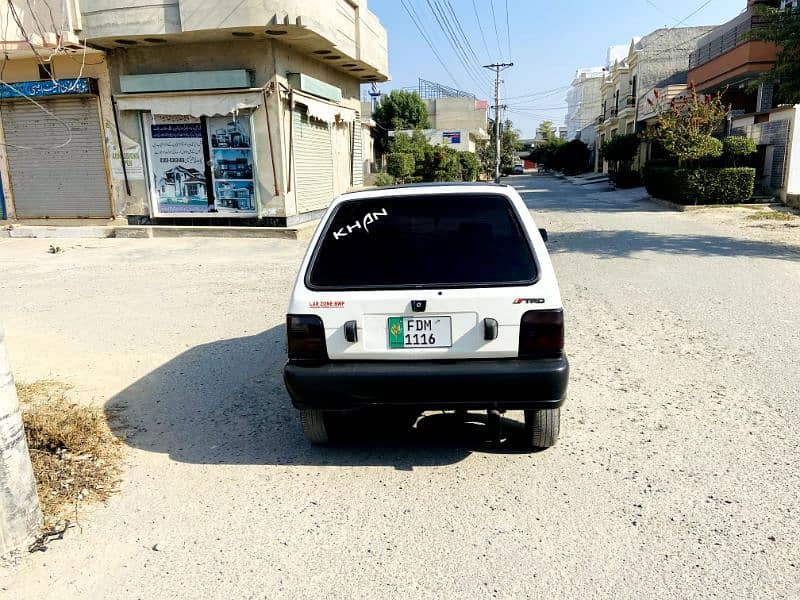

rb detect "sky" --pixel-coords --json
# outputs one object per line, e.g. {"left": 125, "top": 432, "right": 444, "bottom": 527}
{"left": 367, "top": 0, "right": 746, "bottom": 137}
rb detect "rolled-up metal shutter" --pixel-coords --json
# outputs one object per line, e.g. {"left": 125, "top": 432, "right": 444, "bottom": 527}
{"left": 293, "top": 108, "right": 333, "bottom": 214}
{"left": 352, "top": 111, "right": 363, "bottom": 187}
{"left": 2, "top": 97, "right": 111, "bottom": 218}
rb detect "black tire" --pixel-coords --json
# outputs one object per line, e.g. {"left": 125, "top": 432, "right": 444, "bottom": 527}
{"left": 300, "top": 409, "right": 336, "bottom": 445}
{"left": 524, "top": 408, "right": 560, "bottom": 449}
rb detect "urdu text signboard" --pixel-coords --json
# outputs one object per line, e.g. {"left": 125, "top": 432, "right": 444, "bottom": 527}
{"left": 0, "top": 78, "right": 95, "bottom": 99}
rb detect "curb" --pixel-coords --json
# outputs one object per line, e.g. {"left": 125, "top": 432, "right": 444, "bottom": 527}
{"left": 645, "top": 197, "right": 785, "bottom": 212}
{"left": 1, "top": 223, "right": 317, "bottom": 241}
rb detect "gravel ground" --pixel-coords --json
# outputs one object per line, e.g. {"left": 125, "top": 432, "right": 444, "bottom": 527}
{"left": 1, "top": 174, "right": 798, "bottom": 599}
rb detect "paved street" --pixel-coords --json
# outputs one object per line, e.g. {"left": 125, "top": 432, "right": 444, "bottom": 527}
{"left": 1, "top": 174, "right": 799, "bottom": 599}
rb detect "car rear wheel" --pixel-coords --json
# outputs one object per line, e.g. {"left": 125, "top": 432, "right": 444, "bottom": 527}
{"left": 524, "top": 408, "right": 560, "bottom": 449}
{"left": 300, "top": 409, "right": 337, "bottom": 444}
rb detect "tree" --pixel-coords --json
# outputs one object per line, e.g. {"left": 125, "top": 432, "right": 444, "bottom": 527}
{"left": 642, "top": 86, "right": 728, "bottom": 166}
{"left": 552, "top": 140, "right": 591, "bottom": 175}
{"left": 537, "top": 120, "right": 557, "bottom": 142}
{"left": 600, "top": 134, "right": 640, "bottom": 164}
{"left": 476, "top": 139, "right": 494, "bottom": 179}
{"left": 528, "top": 138, "right": 565, "bottom": 170}
{"left": 389, "top": 129, "right": 429, "bottom": 174}
{"left": 386, "top": 153, "right": 414, "bottom": 182}
{"left": 476, "top": 118, "right": 522, "bottom": 177}
{"left": 749, "top": 4, "right": 800, "bottom": 104}
{"left": 458, "top": 151, "right": 479, "bottom": 181}
{"left": 372, "top": 90, "right": 430, "bottom": 155}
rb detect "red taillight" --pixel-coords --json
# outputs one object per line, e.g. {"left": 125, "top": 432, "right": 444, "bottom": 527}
{"left": 519, "top": 309, "right": 564, "bottom": 358}
{"left": 287, "top": 315, "right": 328, "bottom": 362}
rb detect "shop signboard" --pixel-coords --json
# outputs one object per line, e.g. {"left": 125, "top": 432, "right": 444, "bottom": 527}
{"left": 443, "top": 131, "right": 461, "bottom": 145}
{"left": 144, "top": 113, "right": 257, "bottom": 216}
{"left": 148, "top": 116, "right": 209, "bottom": 214}
{"left": 0, "top": 78, "right": 94, "bottom": 99}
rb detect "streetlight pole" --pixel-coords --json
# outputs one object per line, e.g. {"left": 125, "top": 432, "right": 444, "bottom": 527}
{"left": 483, "top": 62, "right": 513, "bottom": 183}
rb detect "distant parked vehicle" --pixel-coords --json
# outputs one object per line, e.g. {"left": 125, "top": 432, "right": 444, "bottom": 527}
{"left": 512, "top": 164, "right": 524, "bottom": 175}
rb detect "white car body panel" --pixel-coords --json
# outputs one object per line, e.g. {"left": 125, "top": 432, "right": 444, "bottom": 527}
{"left": 288, "top": 184, "right": 563, "bottom": 361}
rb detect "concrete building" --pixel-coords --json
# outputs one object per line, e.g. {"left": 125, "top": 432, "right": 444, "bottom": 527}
{"left": 0, "top": 0, "right": 389, "bottom": 226}
{"left": 594, "top": 26, "right": 714, "bottom": 171}
{"left": 386, "top": 94, "right": 489, "bottom": 154}
{"left": 687, "top": 0, "right": 799, "bottom": 205}
{"left": 565, "top": 67, "right": 605, "bottom": 141}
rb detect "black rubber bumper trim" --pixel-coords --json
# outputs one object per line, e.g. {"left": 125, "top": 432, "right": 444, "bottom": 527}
{"left": 283, "top": 356, "right": 569, "bottom": 410}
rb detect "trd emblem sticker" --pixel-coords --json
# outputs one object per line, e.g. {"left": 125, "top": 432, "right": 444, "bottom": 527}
{"left": 513, "top": 298, "right": 545, "bottom": 305}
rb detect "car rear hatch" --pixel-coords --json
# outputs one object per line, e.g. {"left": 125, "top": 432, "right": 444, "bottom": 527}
{"left": 296, "top": 191, "right": 556, "bottom": 361}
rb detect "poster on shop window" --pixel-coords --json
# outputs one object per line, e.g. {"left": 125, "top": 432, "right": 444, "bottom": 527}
{"left": 145, "top": 113, "right": 257, "bottom": 216}
{"left": 207, "top": 115, "right": 256, "bottom": 213}
{"left": 148, "top": 115, "right": 209, "bottom": 214}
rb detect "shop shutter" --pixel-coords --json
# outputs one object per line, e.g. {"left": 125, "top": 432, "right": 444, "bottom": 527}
{"left": 293, "top": 108, "right": 334, "bottom": 213}
{"left": 2, "top": 97, "right": 111, "bottom": 218}
{"left": 352, "top": 112, "right": 363, "bottom": 187}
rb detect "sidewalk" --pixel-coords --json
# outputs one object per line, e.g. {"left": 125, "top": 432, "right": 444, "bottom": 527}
{"left": 0, "top": 222, "right": 317, "bottom": 241}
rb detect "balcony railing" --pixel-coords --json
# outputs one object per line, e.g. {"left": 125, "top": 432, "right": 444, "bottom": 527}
{"left": 609, "top": 107, "right": 619, "bottom": 117}
{"left": 689, "top": 14, "right": 769, "bottom": 70}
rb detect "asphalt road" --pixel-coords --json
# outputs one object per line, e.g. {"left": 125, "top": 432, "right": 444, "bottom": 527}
{"left": 1, "top": 174, "right": 798, "bottom": 599}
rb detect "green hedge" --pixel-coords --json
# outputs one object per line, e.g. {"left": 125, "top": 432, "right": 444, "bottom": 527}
{"left": 386, "top": 152, "right": 415, "bottom": 180}
{"left": 644, "top": 166, "right": 756, "bottom": 205}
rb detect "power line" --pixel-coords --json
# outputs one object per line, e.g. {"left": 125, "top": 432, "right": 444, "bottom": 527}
{"left": 644, "top": 0, "right": 716, "bottom": 50}
{"left": 429, "top": 0, "right": 491, "bottom": 89}
{"left": 504, "top": 0, "right": 512, "bottom": 59}
{"left": 643, "top": 0, "right": 679, "bottom": 24}
{"left": 471, "top": 0, "right": 491, "bottom": 59}
{"left": 489, "top": 0, "right": 504, "bottom": 60}
{"left": 424, "top": 0, "right": 492, "bottom": 94}
{"left": 442, "top": 0, "right": 484, "bottom": 68}
{"left": 505, "top": 85, "right": 572, "bottom": 102}
{"left": 399, "top": 0, "right": 465, "bottom": 91}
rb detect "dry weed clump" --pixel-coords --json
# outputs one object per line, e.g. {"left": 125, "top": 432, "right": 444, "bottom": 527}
{"left": 17, "top": 381, "right": 123, "bottom": 528}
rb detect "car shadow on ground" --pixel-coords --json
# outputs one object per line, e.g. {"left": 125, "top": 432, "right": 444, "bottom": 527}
{"left": 548, "top": 229, "right": 800, "bottom": 261}
{"left": 104, "top": 325, "right": 538, "bottom": 469}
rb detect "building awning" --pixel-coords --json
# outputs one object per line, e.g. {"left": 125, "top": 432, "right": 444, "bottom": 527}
{"left": 292, "top": 90, "right": 356, "bottom": 124}
{"left": 114, "top": 90, "right": 264, "bottom": 117}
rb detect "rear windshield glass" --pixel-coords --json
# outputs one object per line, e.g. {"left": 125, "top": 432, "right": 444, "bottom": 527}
{"left": 307, "top": 193, "right": 537, "bottom": 290}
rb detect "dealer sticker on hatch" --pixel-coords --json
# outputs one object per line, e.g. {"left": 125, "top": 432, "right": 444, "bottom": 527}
{"left": 388, "top": 316, "right": 452, "bottom": 349}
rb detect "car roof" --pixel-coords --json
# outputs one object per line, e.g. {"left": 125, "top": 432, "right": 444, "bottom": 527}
{"left": 335, "top": 182, "right": 517, "bottom": 204}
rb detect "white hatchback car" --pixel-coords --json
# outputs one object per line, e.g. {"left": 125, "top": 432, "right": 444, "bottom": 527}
{"left": 284, "top": 183, "right": 569, "bottom": 449}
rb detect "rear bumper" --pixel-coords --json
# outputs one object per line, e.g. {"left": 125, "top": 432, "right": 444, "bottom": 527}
{"left": 283, "top": 356, "right": 569, "bottom": 411}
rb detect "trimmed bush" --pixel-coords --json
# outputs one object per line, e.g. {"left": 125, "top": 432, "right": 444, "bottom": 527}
{"left": 723, "top": 136, "right": 757, "bottom": 166}
{"left": 374, "top": 172, "right": 395, "bottom": 187}
{"left": 644, "top": 166, "right": 756, "bottom": 205}
{"left": 600, "top": 134, "right": 640, "bottom": 163}
{"left": 386, "top": 152, "right": 415, "bottom": 180}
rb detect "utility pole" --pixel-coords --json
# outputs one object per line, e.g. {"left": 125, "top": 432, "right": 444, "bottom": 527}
{"left": 0, "top": 326, "right": 42, "bottom": 555}
{"left": 483, "top": 62, "right": 513, "bottom": 183}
